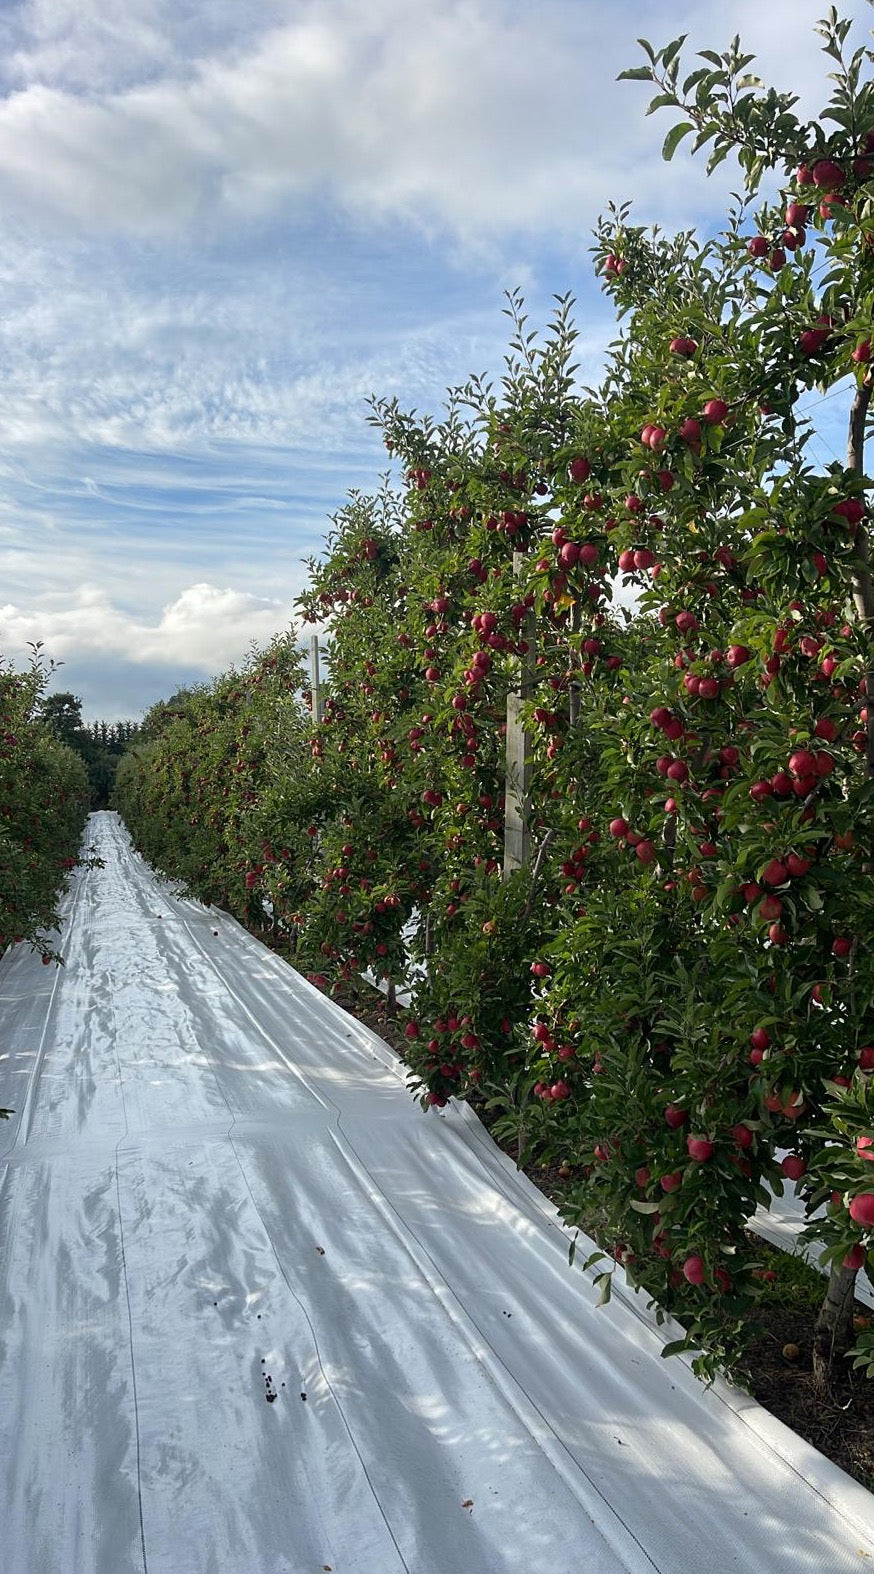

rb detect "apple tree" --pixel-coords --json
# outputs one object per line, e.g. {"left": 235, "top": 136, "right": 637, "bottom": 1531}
{"left": 520, "top": 7, "right": 874, "bottom": 1380}
{"left": 0, "top": 648, "right": 90, "bottom": 965}
{"left": 115, "top": 635, "right": 312, "bottom": 919}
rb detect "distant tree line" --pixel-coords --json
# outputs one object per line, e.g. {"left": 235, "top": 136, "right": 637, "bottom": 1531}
{"left": 40, "top": 692, "right": 141, "bottom": 808}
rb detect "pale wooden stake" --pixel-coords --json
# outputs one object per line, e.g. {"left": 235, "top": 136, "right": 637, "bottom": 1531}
{"left": 310, "top": 634, "right": 324, "bottom": 725}
{"left": 503, "top": 552, "right": 536, "bottom": 877}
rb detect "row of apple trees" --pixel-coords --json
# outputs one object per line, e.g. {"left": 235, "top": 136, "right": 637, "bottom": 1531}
{"left": 114, "top": 636, "right": 315, "bottom": 912}
{"left": 0, "top": 650, "right": 90, "bottom": 968}
{"left": 116, "top": 13, "right": 874, "bottom": 1382}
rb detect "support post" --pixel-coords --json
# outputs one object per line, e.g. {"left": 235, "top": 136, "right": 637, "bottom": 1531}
{"left": 310, "top": 635, "right": 324, "bottom": 726}
{"left": 503, "top": 553, "right": 536, "bottom": 877}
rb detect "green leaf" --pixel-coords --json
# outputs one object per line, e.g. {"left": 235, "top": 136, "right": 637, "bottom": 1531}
{"left": 706, "top": 145, "right": 732, "bottom": 174}
{"left": 646, "top": 92, "right": 681, "bottom": 117}
{"left": 629, "top": 1198, "right": 662, "bottom": 1214}
{"left": 618, "top": 66, "right": 656, "bottom": 82}
{"left": 660, "top": 36, "right": 688, "bottom": 72}
{"left": 682, "top": 67, "right": 712, "bottom": 94}
{"left": 595, "top": 1271, "right": 613, "bottom": 1307}
{"left": 662, "top": 122, "right": 695, "bottom": 161}
{"left": 661, "top": 1338, "right": 693, "bottom": 1359}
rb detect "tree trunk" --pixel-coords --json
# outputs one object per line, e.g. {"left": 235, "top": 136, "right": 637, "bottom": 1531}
{"left": 813, "top": 1261, "right": 858, "bottom": 1387}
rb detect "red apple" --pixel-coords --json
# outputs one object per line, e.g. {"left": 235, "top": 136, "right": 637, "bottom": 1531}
{"left": 683, "top": 1254, "right": 707, "bottom": 1284}
{"left": 687, "top": 1136, "right": 714, "bottom": 1162}
{"left": 761, "top": 858, "right": 788, "bottom": 887}
{"left": 812, "top": 157, "right": 845, "bottom": 190}
{"left": 726, "top": 645, "right": 751, "bottom": 668}
{"left": 800, "top": 327, "right": 830, "bottom": 355}
{"left": 788, "top": 748, "right": 817, "bottom": 778}
{"left": 678, "top": 416, "right": 702, "bottom": 446}
{"left": 849, "top": 1193, "right": 874, "bottom": 1227}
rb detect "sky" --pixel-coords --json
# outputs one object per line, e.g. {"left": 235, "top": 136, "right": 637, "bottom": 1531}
{"left": 0, "top": 0, "right": 860, "bottom": 721}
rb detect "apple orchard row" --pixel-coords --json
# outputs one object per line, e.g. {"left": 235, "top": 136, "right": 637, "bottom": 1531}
{"left": 114, "top": 18, "right": 874, "bottom": 1379}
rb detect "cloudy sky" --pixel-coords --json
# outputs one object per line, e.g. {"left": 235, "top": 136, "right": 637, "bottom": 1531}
{"left": 0, "top": 0, "right": 856, "bottom": 720}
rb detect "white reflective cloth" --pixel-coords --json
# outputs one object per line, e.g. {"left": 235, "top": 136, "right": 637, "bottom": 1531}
{"left": 0, "top": 812, "right": 872, "bottom": 1574}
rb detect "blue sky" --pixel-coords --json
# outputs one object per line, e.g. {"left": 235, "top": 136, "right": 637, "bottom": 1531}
{"left": 0, "top": 0, "right": 855, "bottom": 720}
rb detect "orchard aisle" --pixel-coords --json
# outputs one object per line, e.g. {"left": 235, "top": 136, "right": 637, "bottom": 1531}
{"left": 0, "top": 815, "right": 872, "bottom": 1574}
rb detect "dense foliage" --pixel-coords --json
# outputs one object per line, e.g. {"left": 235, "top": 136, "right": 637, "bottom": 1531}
{"left": 115, "top": 636, "right": 313, "bottom": 917}
{"left": 115, "top": 11, "right": 874, "bottom": 1382}
{"left": 0, "top": 655, "right": 91, "bottom": 963}
{"left": 42, "top": 691, "right": 141, "bottom": 807}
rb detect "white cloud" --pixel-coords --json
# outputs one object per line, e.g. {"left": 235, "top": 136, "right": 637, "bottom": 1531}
{"left": 0, "top": 581, "right": 299, "bottom": 669}
{"left": 0, "top": 0, "right": 845, "bottom": 243}
{"left": 0, "top": 0, "right": 857, "bottom": 726}
{"left": 0, "top": 222, "right": 512, "bottom": 462}
{"left": 0, "top": 0, "right": 269, "bottom": 92}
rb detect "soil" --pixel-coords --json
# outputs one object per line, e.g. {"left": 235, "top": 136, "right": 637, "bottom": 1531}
{"left": 326, "top": 980, "right": 874, "bottom": 1495}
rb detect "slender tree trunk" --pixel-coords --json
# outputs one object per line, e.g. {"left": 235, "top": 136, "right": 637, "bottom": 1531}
{"left": 813, "top": 1261, "right": 859, "bottom": 1379}
{"left": 812, "top": 373, "right": 873, "bottom": 1387}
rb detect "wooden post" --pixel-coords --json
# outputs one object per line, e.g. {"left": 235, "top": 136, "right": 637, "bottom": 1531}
{"left": 503, "top": 553, "right": 536, "bottom": 877}
{"left": 310, "top": 634, "right": 324, "bottom": 725}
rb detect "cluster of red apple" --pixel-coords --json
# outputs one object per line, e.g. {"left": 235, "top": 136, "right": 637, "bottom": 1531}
{"left": 405, "top": 465, "right": 432, "bottom": 491}
{"left": 640, "top": 398, "right": 727, "bottom": 456}
{"left": 607, "top": 814, "right": 658, "bottom": 866}
{"left": 601, "top": 253, "right": 628, "bottom": 279}
{"left": 558, "top": 819, "right": 600, "bottom": 893}
{"left": 748, "top": 744, "right": 837, "bottom": 809}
